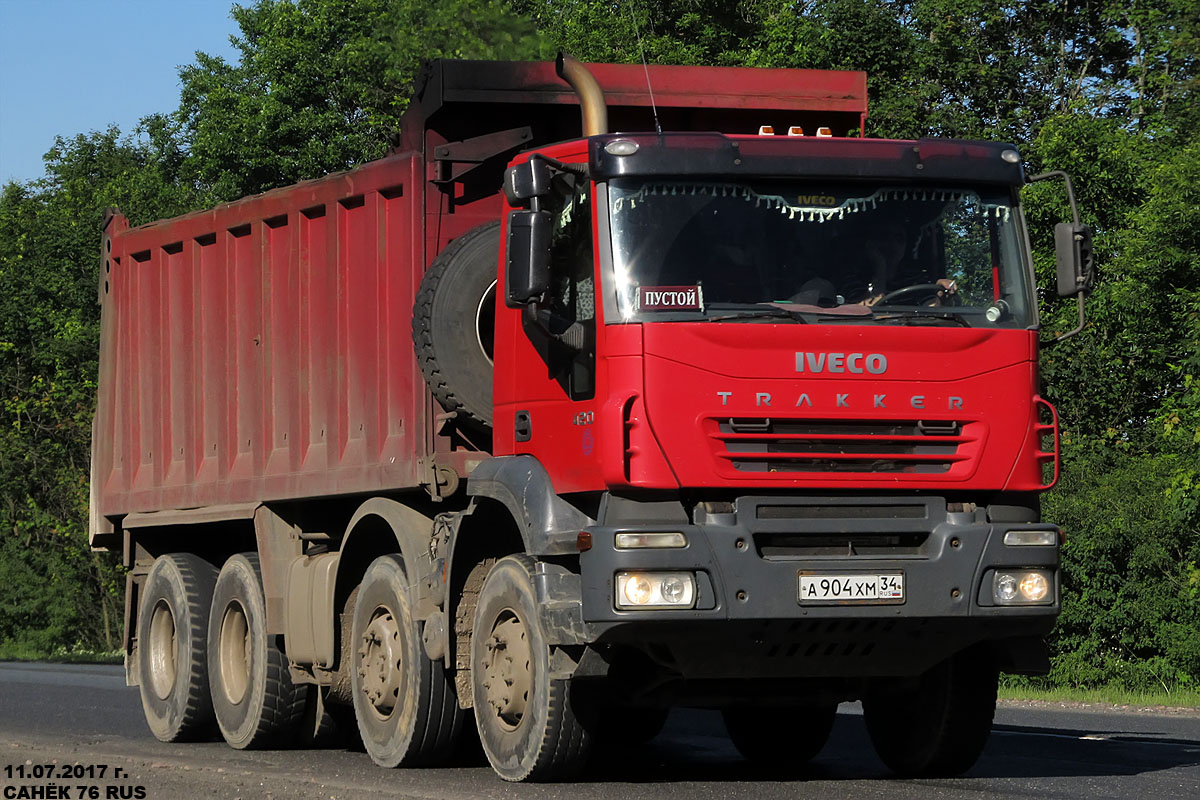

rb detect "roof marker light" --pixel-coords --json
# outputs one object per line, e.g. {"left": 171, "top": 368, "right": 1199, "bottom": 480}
{"left": 758, "top": 125, "right": 775, "bottom": 136}
{"left": 816, "top": 127, "right": 833, "bottom": 137}
{"left": 604, "top": 139, "right": 640, "bottom": 156}
{"left": 787, "top": 126, "right": 804, "bottom": 136}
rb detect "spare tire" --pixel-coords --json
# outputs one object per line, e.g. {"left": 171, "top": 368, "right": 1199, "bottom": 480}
{"left": 413, "top": 222, "right": 500, "bottom": 430}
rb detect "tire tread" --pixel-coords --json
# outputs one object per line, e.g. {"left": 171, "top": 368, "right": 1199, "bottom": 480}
{"left": 213, "top": 552, "right": 305, "bottom": 750}
{"left": 412, "top": 222, "right": 499, "bottom": 430}
{"left": 139, "top": 553, "right": 218, "bottom": 742}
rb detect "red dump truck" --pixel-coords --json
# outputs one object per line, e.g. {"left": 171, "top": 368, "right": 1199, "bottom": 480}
{"left": 91, "top": 56, "right": 1091, "bottom": 781}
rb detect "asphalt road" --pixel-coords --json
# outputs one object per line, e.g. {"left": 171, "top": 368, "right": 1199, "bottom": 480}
{"left": 1, "top": 662, "right": 1197, "bottom": 799}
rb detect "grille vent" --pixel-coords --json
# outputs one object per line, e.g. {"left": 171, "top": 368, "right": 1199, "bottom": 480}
{"left": 712, "top": 417, "right": 975, "bottom": 475}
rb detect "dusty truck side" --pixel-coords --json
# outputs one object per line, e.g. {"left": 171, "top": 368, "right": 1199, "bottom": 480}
{"left": 91, "top": 56, "right": 1090, "bottom": 781}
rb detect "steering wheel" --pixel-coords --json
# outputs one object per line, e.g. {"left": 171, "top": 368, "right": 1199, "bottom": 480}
{"left": 879, "top": 283, "right": 952, "bottom": 306}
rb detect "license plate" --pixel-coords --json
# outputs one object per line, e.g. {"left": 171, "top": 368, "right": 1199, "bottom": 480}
{"left": 798, "top": 572, "right": 905, "bottom": 605}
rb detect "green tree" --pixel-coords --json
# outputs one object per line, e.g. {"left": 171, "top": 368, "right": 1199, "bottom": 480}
{"left": 177, "top": 0, "right": 549, "bottom": 199}
{"left": 0, "top": 126, "right": 197, "bottom": 655}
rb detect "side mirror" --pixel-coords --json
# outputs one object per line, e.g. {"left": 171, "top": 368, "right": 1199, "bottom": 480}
{"left": 504, "top": 160, "right": 553, "bottom": 205}
{"left": 505, "top": 210, "right": 552, "bottom": 307}
{"left": 1030, "top": 170, "right": 1092, "bottom": 342}
{"left": 1054, "top": 222, "right": 1094, "bottom": 297}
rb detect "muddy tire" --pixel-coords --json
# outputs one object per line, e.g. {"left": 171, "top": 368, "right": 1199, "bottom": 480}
{"left": 208, "top": 553, "right": 305, "bottom": 749}
{"left": 413, "top": 222, "right": 500, "bottom": 430}
{"left": 472, "top": 555, "right": 591, "bottom": 782}
{"left": 864, "top": 647, "right": 998, "bottom": 777}
{"left": 351, "top": 555, "right": 464, "bottom": 767}
{"left": 137, "top": 553, "right": 218, "bottom": 742}
{"left": 723, "top": 702, "right": 836, "bottom": 764}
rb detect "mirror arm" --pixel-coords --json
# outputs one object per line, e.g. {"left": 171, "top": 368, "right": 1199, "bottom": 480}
{"left": 523, "top": 303, "right": 587, "bottom": 352}
{"left": 530, "top": 152, "right": 589, "bottom": 177}
{"left": 1042, "top": 295, "right": 1086, "bottom": 346}
{"left": 1029, "top": 170, "right": 1081, "bottom": 227}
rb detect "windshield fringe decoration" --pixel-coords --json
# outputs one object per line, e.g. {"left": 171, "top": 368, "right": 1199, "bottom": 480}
{"left": 611, "top": 183, "right": 1011, "bottom": 223}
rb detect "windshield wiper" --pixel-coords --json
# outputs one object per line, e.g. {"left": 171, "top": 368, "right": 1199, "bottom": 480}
{"left": 707, "top": 307, "right": 808, "bottom": 323}
{"left": 872, "top": 310, "right": 972, "bottom": 327}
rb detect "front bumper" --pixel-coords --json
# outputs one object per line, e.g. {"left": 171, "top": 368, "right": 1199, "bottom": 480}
{"left": 577, "top": 495, "right": 1059, "bottom": 677}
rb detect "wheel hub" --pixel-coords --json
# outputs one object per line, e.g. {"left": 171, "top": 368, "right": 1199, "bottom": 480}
{"left": 146, "top": 600, "right": 177, "bottom": 701}
{"left": 482, "top": 611, "right": 532, "bottom": 729}
{"left": 358, "top": 610, "right": 402, "bottom": 716}
{"left": 217, "top": 601, "right": 251, "bottom": 705}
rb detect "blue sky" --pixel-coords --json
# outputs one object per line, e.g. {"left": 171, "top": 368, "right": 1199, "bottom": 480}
{"left": 0, "top": 0, "right": 240, "bottom": 185}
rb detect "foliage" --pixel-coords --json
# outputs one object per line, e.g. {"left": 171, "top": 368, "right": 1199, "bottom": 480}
{"left": 176, "top": 0, "right": 548, "bottom": 199}
{"left": 1042, "top": 442, "right": 1200, "bottom": 691}
{"left": 0, "top": 127, "right": 192, "bottom": 654}
{"left": 0, "top": 0, "right": 1196, "bottom": 694}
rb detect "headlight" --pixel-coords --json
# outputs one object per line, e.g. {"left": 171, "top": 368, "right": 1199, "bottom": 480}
{"left": 615, "top": 572, "right": 696, "bottom": 609}
{"left": 992, "top": 569, "right": 1054, "bottom": 605}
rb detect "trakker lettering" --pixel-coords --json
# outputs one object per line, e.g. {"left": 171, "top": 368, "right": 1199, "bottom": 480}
{"left": 638, "top": 285, "right": 703, "bottom": 311}
{"left": 717, "top": 391, "right": 964, "bottom": 409}
{"left": 796, "top": 352, "right": 887, "bottom": 374}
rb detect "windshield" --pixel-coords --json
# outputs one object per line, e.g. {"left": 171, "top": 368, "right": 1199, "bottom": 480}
{"left": 608, "top": 179, "right": 1035, "bottom": 327}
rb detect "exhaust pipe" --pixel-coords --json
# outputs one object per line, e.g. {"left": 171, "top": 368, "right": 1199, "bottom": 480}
{"left": 556, "top": 52, "right": 608, "bottom": 136}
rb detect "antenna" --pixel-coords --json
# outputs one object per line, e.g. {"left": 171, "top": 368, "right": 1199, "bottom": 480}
{"left": 625, "top": 0, "right": 662, "bottom": 135}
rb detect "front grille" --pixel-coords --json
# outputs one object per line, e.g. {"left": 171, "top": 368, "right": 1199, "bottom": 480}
{"left": 711, "top": 417, "right": 976, "bottom": 476}
{"left": 754, "top": 531, "right": 929, "bottom": 558}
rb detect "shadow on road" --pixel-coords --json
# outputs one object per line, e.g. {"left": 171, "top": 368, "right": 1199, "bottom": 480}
{"left": 560, "top": 712, "right": 1200, "bottom": 784}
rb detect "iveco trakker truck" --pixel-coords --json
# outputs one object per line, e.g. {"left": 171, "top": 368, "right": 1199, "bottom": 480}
{"left": 90, "top": 56, "right": 1091, "bottom": 781}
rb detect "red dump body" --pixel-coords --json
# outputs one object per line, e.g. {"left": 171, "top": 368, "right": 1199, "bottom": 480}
{"left": 90, "top": 59, "right": 867, "bottom": 542}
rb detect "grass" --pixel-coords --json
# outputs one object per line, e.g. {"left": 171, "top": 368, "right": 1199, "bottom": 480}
{"left": 0, "top": 641, "right": 122, "bottom": 665}
{"left": 999, "top": 683, "right": 1200, "bottom": 711}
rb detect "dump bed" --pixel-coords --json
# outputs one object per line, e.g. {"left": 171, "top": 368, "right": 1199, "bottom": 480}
{"left": 90, "top": 152, "right": 439, "bottom": 542}
{"left": 90, "top": 58, "right": 868, "bottom": 544}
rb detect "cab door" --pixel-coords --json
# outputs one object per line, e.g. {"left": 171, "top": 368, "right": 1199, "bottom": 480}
{"left": 494, "top": 167, "right": 603, "bottom": 492}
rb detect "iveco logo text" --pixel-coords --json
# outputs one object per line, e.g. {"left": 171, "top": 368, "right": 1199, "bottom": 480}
{"left": 796, "top": 352, "right": 887, "bottom": 374}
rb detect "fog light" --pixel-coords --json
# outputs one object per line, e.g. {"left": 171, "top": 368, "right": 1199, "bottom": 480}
{"left": 660, "top": 576, "right": 686, "bottom": 603}
{"left": 615, "top": 572, "right": 696, "bottom": 609}
{"left": 992, "top": 570, "right": 1053, "bottom": 605}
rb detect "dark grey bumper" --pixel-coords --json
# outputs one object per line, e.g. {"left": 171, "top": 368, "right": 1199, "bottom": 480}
{"left": 576, "top": 495, "right": 1058, "bottom": 677}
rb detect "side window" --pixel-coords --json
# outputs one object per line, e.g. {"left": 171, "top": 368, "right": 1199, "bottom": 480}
{"left": 545, "top": 173, "right": 596, "bottom": 400}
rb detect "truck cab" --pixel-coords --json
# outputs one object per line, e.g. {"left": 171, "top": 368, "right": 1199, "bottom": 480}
{"left": 477, "top": 84, "right": 1087, "bottom": 774}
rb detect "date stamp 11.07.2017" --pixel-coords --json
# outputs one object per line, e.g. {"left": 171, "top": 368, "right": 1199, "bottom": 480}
{"left": 3, "top": 762, "right": 146, "bottom": 799}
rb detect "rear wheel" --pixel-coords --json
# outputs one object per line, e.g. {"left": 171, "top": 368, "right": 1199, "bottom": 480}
{"left": 208, "top": 553, "right": 304, "bottom": 749}
{"left": 863, "top": 647, "right": 998, "bottom": 777}
{"left": 351, "top": 555, "right": 464, "bottom": 767}
{"left": 722, "top": 703, "right": 837, "bottom": 764}
{"left": 137, "top": 553, "right": 218, "bottom": 742}
{"left": 471, "top": 555, "right": 591, "bottom": 782}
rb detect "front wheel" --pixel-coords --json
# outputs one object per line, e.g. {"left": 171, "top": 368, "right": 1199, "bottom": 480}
{"left": 472, "top": 555, "right": 591, "bottom": 782}
{"left": 863, "top": 647, "right": 998, "bottom": 777}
